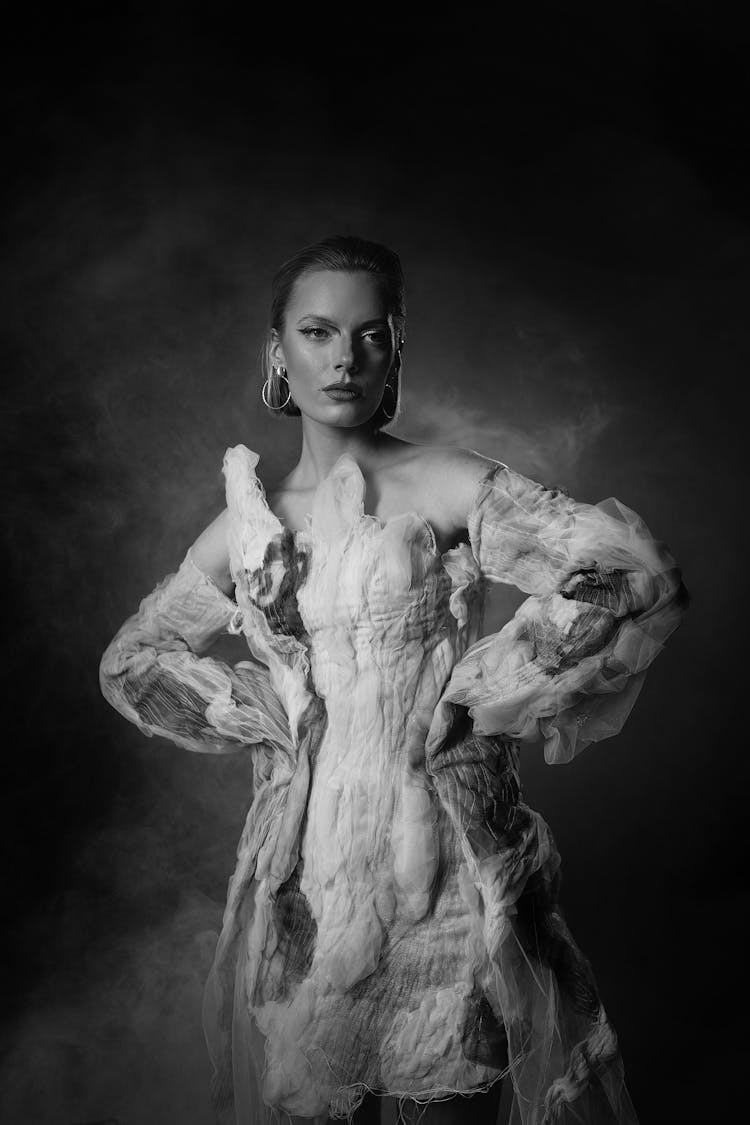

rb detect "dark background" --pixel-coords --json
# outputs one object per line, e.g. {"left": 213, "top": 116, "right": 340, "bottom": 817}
{"left": 2, "top": 4, "right": 747, "bottom": 1122}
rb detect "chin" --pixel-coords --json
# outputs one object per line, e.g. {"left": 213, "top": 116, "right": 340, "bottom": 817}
{"left": 317, "top": 400, "right": 377, "bottom": 425}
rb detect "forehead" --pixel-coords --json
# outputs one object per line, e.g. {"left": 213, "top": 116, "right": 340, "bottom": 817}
{"left": 287, "top": 270, "right": 387, "bottom": 320}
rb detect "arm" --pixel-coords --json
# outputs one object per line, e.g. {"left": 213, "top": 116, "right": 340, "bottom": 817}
{"left": 442, "top": 456, "right": 688, "bottom": 764}
{"left": 99, "top": 512, "right": 292, "bottom": 757}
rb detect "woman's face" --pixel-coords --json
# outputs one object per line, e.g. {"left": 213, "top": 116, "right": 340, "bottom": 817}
{"left": 270, "top": 270, "right": 396, "bottom": 428}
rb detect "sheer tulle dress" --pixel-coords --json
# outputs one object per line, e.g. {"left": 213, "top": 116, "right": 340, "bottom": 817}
{"left": 99, "top": 445, "right": 686, "bottom": 1125}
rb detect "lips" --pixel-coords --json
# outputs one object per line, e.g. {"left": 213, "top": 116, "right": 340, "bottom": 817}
{"left": 323, "top": 386, "right": 361, "bottom": 399}
{"left": 323, "top": 383, "right": 360, "bottom": 394}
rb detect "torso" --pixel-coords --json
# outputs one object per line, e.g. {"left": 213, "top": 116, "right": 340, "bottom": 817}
{"left": 190, "top": 438, "right": 485, "bottom": 597}
{"left": 265, "top": 438, "right": 470, "bottom": 556}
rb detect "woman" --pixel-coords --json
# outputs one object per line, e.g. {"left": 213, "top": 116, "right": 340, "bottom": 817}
{"left": 99, "top": 236, "right": 687, "bottom": 1125}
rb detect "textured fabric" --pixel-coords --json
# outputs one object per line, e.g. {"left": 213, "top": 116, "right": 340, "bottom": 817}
{"left": 99, "top": 445, "right": 687, "bottom": 1125}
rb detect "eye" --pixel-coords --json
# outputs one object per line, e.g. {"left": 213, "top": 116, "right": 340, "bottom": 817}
{"left": 363, "top": 330, "right": 389, "bottom": 347}
{"left": 301, "top": 326, "right": 330, "bottom": 340}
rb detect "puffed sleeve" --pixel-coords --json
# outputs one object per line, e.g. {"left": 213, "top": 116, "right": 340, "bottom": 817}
{"left": 99, "top": 547, "right": 293, "bottom": 756}
{"left": 443, "top": 463, "right": 688, "bottom": 764}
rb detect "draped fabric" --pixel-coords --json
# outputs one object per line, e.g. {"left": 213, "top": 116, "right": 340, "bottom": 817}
{"left": 100, "top": 446, "right": 686, "bottom": 1125}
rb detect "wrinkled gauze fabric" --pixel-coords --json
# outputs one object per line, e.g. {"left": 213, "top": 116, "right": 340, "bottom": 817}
{"left": 100, "top": 443, "right": 687, "bottom": 1125}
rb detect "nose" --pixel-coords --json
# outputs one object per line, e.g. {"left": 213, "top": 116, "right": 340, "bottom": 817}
{"left": 334, "top": 338, "right": 359, "bottom": 374}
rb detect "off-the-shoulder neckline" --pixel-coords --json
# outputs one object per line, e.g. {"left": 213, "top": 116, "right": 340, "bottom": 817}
{"left": 229, "top": 443, "right": 507, "bottom": 563}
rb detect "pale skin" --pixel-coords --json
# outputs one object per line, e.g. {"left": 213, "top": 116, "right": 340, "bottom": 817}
{"left": 190, "top": 270, "right": 506, "bottom": 1125}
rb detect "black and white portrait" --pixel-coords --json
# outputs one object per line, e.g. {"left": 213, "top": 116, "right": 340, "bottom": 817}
{"left": 2, "top": 7, "right": 744, "bottom": 1125}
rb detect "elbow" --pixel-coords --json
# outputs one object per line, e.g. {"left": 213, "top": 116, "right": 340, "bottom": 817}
{"left": 651, "top": 558, "right": 689, "bottom": 620}
{"left": 662, "top": 567, "right": 690, "bottom": 635}
{"left": 672, "top": 570, "right": 691, "bottom": 614}
{"left": 99, "top": 639, "right": 119, "bottom": 704}
{"left": 98, "top": 637, "right": 141, "bottom": 724}
{"left": 643, "top": 532, "right": 689, "bottom": 620}
{"left": 626, "top": 562, "right": 688, "bottom": 657}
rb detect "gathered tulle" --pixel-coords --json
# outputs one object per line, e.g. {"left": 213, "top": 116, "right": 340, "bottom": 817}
{"left": 99, "top": 549, "right": 294, "bottom": 757}
{"left": 99, "top": 447, "right": 687, "bottom": 1125}
{"left": 438, "top": 472, "right": 687, "bottom": 766}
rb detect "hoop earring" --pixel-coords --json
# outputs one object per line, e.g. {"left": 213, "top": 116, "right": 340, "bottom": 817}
{"left": 381, "top": 379, "right": 397, "bottom": 421}
{"left": 262, "top": 365, "right": 292, "bottom": 410}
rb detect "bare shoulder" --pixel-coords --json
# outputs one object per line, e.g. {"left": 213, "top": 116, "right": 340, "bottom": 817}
{"left": 414, "top": 445, "right": 504, "bottom": 530}
{"left": 189, "top": 507, "right": 234, "bottom": 596}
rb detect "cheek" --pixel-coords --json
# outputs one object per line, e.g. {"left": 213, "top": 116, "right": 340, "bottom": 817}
{"left": 374, "top": 348, "right": 393, "bottom": 372}
{"left": 285, "top": 338, "right": 325, "bottom": 377}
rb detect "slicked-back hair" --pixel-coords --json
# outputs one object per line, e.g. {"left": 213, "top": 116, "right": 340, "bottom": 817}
{"left": 260, "top": 235, "right": 405, "bottom": 430}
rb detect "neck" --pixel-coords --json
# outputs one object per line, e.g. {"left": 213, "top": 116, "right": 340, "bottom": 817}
{"left": 294, "top": 417, "right": 396, "bottom": 487}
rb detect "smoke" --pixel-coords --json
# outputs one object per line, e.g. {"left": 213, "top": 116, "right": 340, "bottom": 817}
{"left": 0, "top": 889, "right": 222, "bottom": 1125}
{"left": 3, "top": 14, "right": 745, "bottom": 1124}
{"left": 400, "top": 389, "right": 613, "bottom": 483}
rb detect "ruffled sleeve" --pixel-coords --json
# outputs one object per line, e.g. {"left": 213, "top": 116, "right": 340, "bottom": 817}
{"left": 99, "top": 548, "right": 293, "bottom": 756}
{"left": 442, "top": 463, "right": 688, "bottom": 764}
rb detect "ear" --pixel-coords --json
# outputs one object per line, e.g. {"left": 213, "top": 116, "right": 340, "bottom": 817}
{"left": 269, "top": 329, "right": 286, "bottom": 369}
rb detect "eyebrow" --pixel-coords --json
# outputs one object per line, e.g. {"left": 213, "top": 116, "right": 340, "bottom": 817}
{"left": 295, "top": 315, "right": 389, "bottom": 329}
